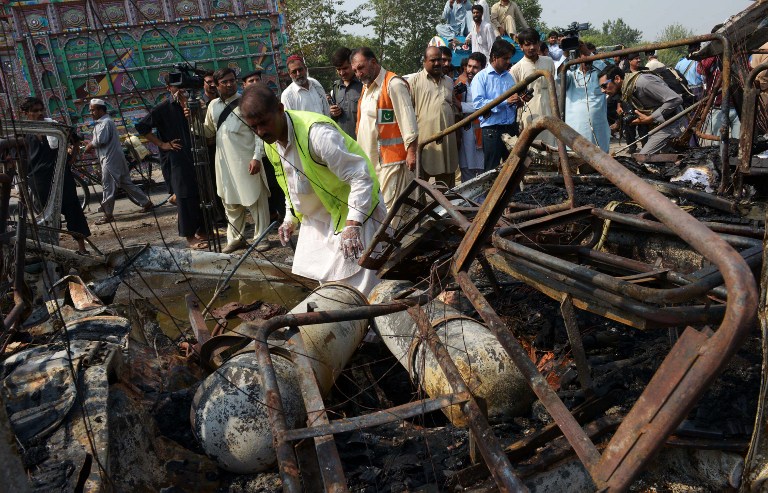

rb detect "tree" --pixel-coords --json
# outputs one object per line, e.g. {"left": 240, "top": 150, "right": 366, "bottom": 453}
{"left": 282, "top": 0, "right": 364, "bottom": 66}
{"left": 581, "top": 18, "right": 643, "bottom": 49}
{"left": 655, "top": 23, "right": 695, "bottom": 67}
{"left": 365, "top": 0, "right": 444, "bottom": 75}
{"left": 516, "top": 0, "right": 542, "bottom": 28}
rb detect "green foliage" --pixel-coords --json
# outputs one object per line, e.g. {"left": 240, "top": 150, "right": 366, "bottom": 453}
{"left": 581, "top": 18, "right": 643, "bottom": 49}
{"left": 365, "top": 0, "right": 445, "bottom": 75}
{"left": 654, "top": 23, "right": 696, "bottom": 67}
{"left": 282, "top": 0, "right": 365, "bottom": 66}
{"left": 516, "top": 0, "right": 542, "bottom": 28}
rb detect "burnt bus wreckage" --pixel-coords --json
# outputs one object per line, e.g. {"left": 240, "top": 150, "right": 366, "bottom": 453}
{"left": 5, "top": 3, "right": 768, "bottom": 493}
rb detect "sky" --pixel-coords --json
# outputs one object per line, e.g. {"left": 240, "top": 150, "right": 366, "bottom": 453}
{"left": 343, "top": 0, "right": 754, "bottom": 42}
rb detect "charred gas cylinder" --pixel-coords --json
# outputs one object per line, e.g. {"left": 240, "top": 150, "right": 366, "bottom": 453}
{"left": 191, "top": 283, "right": 369, "bottom": 473}
{"left": 369, "top": 280, "right": 533, "bottom": 426}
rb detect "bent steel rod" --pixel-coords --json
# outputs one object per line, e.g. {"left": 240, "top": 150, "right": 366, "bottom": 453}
{"left": 736, "top": 60, "right": 768, "bottom": 195}
{"left": 452, "top": 116, "right": 756, "bottom": 491}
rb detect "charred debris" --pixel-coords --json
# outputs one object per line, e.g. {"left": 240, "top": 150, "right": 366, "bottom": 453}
{"left": 5, "top": 5, "right": 768, "bottom": 493}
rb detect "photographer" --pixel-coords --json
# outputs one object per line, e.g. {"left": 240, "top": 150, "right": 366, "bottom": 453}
{"left": 598, "top": 64, "right": 684, "bottom": 155}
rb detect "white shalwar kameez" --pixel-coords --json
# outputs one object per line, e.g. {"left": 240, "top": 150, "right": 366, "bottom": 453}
{"left": 276, "top": 118, "right": 385, "bottom": 296}
{"left": 203, "top": 94, "right": 271, "bottom": 244}
{"left": 458, "top": 84, "right": 484, "bottom": 179}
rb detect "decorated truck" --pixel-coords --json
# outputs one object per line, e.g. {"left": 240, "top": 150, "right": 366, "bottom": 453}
{"left": 0, "top": 0, "right": 290, "bottom": 132}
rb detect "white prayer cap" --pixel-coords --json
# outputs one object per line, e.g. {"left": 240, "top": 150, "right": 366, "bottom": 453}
{"left": 89, "top": 98, "right": 106, "bottom": 107}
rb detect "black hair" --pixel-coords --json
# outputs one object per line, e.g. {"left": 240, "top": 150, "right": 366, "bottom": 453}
{"left": 471, "top": 4, "right": 483, "bottom": 13}
{"left": 517, "top": 28, "right": 540, "bottom": 45}
{"left": 213, "top": 67, "right": 236, "bottom": 84}
{"left": 350, "top": 47, "right": 377, "bottom": 63}
{"left": 490, "top": 38, "right": 515, "bottom": 60}
{"left": 331, "top": 47, "right": 352, "bottom": 68}
{"left": 468, "top": 51, "right": 487, "bottom": 67}
{"left": 20, "top": 96, "right": 44, "bottom": 113}
{"left": 598, "top": 64, "right": 624, "bottom": 81}
{"left": 240, "top": 83, "right": 280, "bottom": 118}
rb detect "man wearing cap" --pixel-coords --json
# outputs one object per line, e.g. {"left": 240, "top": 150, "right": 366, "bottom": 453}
{"left": 645, "top": 51, "right": 665, "bottom": 71}
{"left": 84, "top": 99, "right": 153, "bottom": 225}
{"left": 281, "top": 55, "right": 330, "bottom": 116}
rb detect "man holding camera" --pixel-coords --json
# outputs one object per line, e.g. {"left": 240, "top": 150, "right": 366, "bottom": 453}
{"left": 598, "top": 64, "right": 684, "bottom": 155}
{"left": 411, "top": 46, "right": 459, "bottom": 187}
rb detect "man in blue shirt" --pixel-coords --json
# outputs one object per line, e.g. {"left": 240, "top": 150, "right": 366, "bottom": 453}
{"left": 471, "top": 38, "right": 521, "bottom": 171}
{"left": 675, "top": 43, "right": 704, "bottom": 100}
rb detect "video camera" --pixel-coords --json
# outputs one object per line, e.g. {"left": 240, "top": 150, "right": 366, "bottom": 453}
{"left": 168, "top": 63, "right": 206, "bottom": 90}
{"left": 560, "top": 21, "right": 590, "bottom": 52}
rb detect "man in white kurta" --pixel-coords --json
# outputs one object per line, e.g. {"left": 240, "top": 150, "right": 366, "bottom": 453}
{"left": 352, "top": 48, "right": 419, "bottom": 214}
{"left": 203, "top": 68, "right": 270, "bottom": 253}
{"left": 411, "top": 46, "right": 459, "bottom": 187}
{"left": 281, "top": 55, "right": 331, "bottom": 116}
{"left": 467, "top": 4, "right": 497, "bottom": 59}
{"left": 510, "top": 28, "right": 558, "bottom": 148}
{"left": 240, "top": 84, "right": 385, "bottom": 296}
{"left": 456, "top": 53, "right": 486, "bottom": 181}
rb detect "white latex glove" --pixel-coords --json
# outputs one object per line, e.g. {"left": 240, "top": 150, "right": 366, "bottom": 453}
{"left": 278, "top": 220, "right": 295, "bottom": 246}
{"left": 341, "top": 225, "right": 364, "bottom": 259}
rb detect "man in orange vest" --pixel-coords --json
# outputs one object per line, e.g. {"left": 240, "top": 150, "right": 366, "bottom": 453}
{"left": 456, "top": 51, "right": 486, "bottom": 182}
{"left": 351, "top": 47, "right": 418, "bottom": 214}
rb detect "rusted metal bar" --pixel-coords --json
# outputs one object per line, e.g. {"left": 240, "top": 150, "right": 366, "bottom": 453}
{"left": 186, "top": 294, "right": 212, "bottom": 354}
{"left": 736, "top": 61, "right": 768, "bottom": 194}
{"left": 288, "top": 329, "right": 348, "bottom": 493}
{"left": 247, "top": 301, "right": 413, "bottom": 492}
{"left": 613, "top": 100, "right": 702, "bottom": 155}
{"left": 452, "top": 116, "right": 757, "bottom": 491}
{"left": 454, "top": 270, "right": 602, "bottom": 470}
{"left": 560, "top": 295, "right": 592, "bottom": 390}
{"left": 520, "top": 174, "right": 742, "bottom": 214}
{"left": 674, "top": 75, "right": 721, "bottom": 148}
{"left": 407, "top": 305, "right": 529, "bottom": 492}
{"left": 280, "top": 392, "right": 472, "bottom": 442}
{"left": 557, "top": 34, "right": 732, "bottom": 193}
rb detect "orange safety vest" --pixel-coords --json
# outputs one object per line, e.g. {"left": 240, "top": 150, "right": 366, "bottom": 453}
{"left": 357, "top": 71, "right": 408, "bottom": 166}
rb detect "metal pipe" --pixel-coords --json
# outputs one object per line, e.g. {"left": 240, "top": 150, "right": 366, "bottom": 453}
{"left": 369, "top": 280, "right": 534, "bottom": 425}
{"left": 737, "top": 61, "right": 768, "bottom": 190}
{"left": 452, "top": 116, "right": 757, "bottom": 490}
{"left": 191, "top": 286, "right": 412, "bottom": 475}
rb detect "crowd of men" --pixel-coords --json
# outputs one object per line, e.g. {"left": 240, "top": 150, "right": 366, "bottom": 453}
{"left": 16, "top": 2, "right": 748, "bottom": 295}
